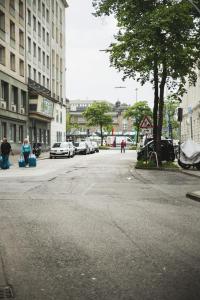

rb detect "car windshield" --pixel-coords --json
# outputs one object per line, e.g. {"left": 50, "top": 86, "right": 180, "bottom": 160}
{"left": 52, "top": 143, "right": 61, "bottom": 148}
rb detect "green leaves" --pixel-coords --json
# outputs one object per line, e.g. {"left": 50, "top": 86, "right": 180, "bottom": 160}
{"left": 124, "top": 101, "right": 152, "bottom": 129}
{"left": 83, "top": 101, "right": 113, "bottom": 127}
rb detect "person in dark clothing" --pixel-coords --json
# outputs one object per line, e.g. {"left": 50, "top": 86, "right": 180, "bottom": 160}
{"left": 121, "top": 140, "right": 126, "bottom": 153}
{"left": 0, "top": 138, "right": 12, "bottom": 169}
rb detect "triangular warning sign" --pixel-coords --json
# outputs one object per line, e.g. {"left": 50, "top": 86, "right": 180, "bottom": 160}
{"left": 140, "top": 116, "right": 153, "bottom": 128}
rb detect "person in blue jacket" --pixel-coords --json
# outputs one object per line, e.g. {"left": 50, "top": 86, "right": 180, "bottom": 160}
{"left": 21, "top": 138, "right": 31, "bottom": 166}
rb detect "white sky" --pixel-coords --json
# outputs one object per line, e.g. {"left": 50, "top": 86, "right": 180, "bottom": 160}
{"left": 66, "top": 0, "right": 154, "bottom": 106}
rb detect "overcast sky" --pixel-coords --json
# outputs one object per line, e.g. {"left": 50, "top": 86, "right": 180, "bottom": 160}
{"left": 66, "top": 0, "right": 154, "bottom": 106}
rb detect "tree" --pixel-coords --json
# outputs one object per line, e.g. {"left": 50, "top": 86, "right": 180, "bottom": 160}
{"left": 66, "top": 112, "right": 81, "bottom": 135}
{"left": 124, "top": 101, "right": 152, "bottom": 144}
{"left": 83, "top": 101, "right": 113, "bottom": 145}
{"left": 93, "top": 0, "right": 200, "bottom": 164}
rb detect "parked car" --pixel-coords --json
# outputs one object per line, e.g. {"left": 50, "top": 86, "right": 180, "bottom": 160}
{"left": 85, "top": 141, "right": 95, "bottom": 153}
{"left": 50, "top": 142, "right": 75, "bottom": 158}
{"left": 73, "top": 141, "right": 89, "bottom": 155}
{"left": 137, "top": 139, "right": 175, "bottom": 162}
{"left": 91, "top": 141, "right": 99, "bottom": 152}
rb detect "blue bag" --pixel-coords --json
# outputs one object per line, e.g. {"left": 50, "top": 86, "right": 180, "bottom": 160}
{"left": 0, "top": 155, "right": 2, "bottom": 168}
{"left": 28, "top": 154, "right": 37, "bottom": 167}
{"left": 18, "top": 157, "right": 26, "bottom": 168}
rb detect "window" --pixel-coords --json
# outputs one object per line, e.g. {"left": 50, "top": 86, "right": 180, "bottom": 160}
{"left": 46, "top": 32, "right": 49, "bottom": 46}
{"left": 43, "top": 75, "right": 45, "bottom": 87}
{"left": 60, "top": 7, "right": 62, "bottom": 24}
{"left": 60, "top": 33, "right": 62, "bottom": 48}
{"left": 19, "top": 29, "right": 24, "bottom": 48}
{"left": 27, "top": 9, "right": 31, "bottom": 26}
{"left": 33, "top": 42, "right": 36, "bottom": 57}
{"left": 56, "top": 27, "right": 58, "bottom": 43}
{"left": 0, "top": 10, "right": 5, "bottom": 32}
{"left": 38, "top": 21, "right": 41, "bottom": 37}
{"left": 42, "top": 51, "right": 45, "bottom": 66}
{"left": 42, "top": 2, "right": 45, "bottom": 18}
{"left": 56, "top": 1, "right": 58, "bottom": 16}
{"left": 38, "top": 47, "right": 41, "bottom": 62}
{"left": 10, "top": 20, "right": 15, "bottom": 41}
{"left": 38, "top": 0, "right": 41, "bottom": 11}
{"left": 9, "top": 0, "right": 14, "bottom": 9}
{"left": 0, "top": 44, "right": 5, "bottom": 65}
{"left": 46, "top": 9, "right": 49, "bottom": 22}
{"left": 28, "top": 37, "right": 31, "bottom": 53}
{"left": 51, "top": 0, "right": 54, "bottom": 12}
{"left": 60, "top": 111, "right": 62, "bottom": 124}
{"left": 10, "top": 124, "right": 16, "bottom": 142}
{"left": 28, "top": 64, "right": 31, "bottom": 78}
{"left": 52, "top": 22, "right": 54, "bottom": 38}
{"left": 33, "top": 15, "right": 36, "bottom": 31}
{"left": 33, "top": 0, "right": 36, "bottom": 9}
{"left": 42, "top": 27, "right": 45, "bottom": 41}
{"left": 10, "top": 52, "right": 15, "bottom": 71}
{"left": 19, "top": 59, "right": 24, "bottom": 76}
{"left": 33, "top": 68, "right": 36, "bottom": 81}
{"left": 47, "top": 78, "right": 49, "bottom": 89}
{"left": 19, "top": 125, "right": 24, "bottom": 142}
{"left": 47, "top": 55, "right": 49, "bottom": 69}
{"left": 38, "top": 72, "right": 41, "bottom": 84}
{"left": 19, "top": 0, "right": 23, "bottom": 18}
{"left": 56, "top": 110, "right": 59, "bottom": 122}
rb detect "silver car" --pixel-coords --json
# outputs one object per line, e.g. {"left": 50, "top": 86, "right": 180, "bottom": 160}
{"left": 50, "top": 142, "right": 74, "bottom": 158}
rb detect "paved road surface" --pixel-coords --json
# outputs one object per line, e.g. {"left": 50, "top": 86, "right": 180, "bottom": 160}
{"left": 0, "top": 150, "right": 200, "bottom": 300}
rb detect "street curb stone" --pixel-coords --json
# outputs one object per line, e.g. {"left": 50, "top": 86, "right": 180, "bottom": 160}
{"left": 186, "top": 191, "right": 200, "bottom": 202}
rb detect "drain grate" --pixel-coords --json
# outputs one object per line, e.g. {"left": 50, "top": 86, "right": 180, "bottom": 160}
{"left": 0, "top": 286, "right": 14, "bottom": 298}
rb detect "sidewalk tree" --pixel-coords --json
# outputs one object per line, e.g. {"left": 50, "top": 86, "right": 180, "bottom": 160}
{"left": 124, "top": 101, "right": 152, "bottom": 144}
{"left": 83, "top": 101, "right": 113, "bottom": 145}
{"left": 93, "top": 0, "right": 200, "bottom": 165}
{"left": 66, "top": 112, "right": 81, "bottom": 136}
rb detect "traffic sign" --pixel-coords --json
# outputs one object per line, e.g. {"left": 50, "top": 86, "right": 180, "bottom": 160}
{"left": 140, "top": 116, "right": 153, "bottom": 129}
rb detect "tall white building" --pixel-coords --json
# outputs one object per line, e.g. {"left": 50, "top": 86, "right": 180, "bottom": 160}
{"left": 181, "top": 73, "right": 200, "bottom": 143}
{"left": 26, "top": 0, "right": 68, "bottom": 148}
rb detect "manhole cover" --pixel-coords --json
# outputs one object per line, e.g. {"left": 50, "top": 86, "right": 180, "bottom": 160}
{"left": 0, "top": 286, "right": 14, "bottom": 298}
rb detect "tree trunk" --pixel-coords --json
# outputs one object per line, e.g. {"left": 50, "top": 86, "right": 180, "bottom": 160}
{"left": 157, "top": 65, "right": 167, "bottom": 166}
{"left": 136, "top": 125, "right": 139, "bottom": 144}
{"left": 100, "top": 124, "right": 103, "bottom": 146}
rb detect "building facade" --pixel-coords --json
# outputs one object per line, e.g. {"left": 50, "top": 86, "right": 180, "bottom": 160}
{"left": 26, "top": 0, "right": 67, "bottom": 148}
{"left": 0, "top": 0, "right": 68, "bottom": 152}
{"left": 0, "top": 0, "right": 28, "bottom": 151}
{"left": 68, "top": 100, "right": 134, "bottom": 140}
{"left": 181, "top": 73, "right": 200, "bottom": 143}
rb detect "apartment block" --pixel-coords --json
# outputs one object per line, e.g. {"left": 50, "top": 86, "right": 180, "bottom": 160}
{"left": 0, "top": 0, "right": 28, "bottom": 151}
{"left": 26, "top": 0, "right": 68, "bottom": 148}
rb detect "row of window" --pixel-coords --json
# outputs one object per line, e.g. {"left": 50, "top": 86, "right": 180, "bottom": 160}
{"left": 27, "top": 9, "right": 63, "bottom": 47}
{"left": 28, "top": 64, "right": 50, "bottom": 89}
{"left": 0, "top": 44, "right": 24, "bottom": 76}
{"left": 28, "top": 38, "right": 50, "bottom": 67}
{"left": 0, "top": 121, "right": 24, "bottom": 143}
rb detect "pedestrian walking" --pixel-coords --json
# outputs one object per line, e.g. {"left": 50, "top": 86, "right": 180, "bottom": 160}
{"left": 121, "top": 140, "right": 126, "bottom": 153}
{"left": 0, "top": 138, "right": 12, "bottom": 169}
{"left": 21, "top": 138, "right": 31, "bottom": 166}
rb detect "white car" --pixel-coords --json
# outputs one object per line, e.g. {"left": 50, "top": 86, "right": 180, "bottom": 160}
{"left": 50, "top": 142, "right": 74, "bottom": 159}
{"left": 85, "top": 141, "right": 95, "bottom": 153}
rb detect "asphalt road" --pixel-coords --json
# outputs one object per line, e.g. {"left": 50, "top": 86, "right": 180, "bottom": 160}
{"left": 0, "top": 150, "right": 200, "bottom": 300}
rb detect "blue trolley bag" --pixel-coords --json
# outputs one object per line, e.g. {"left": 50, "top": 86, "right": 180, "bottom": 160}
{"left": 18, "top": 156, "right": 26, "bottom": 168}
{"left": 28, "top": 154, "right": 37, "bottom": 167}
{"left": 0, "top": 155, "right": 3, "bottom": 168}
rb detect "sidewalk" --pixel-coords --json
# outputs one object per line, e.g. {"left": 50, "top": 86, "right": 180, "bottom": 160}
{"left": 179, "top": 169, "right": 200, "bottom": 202}
{"left": 10, "top": 151, "right": 50, "bottom": 165}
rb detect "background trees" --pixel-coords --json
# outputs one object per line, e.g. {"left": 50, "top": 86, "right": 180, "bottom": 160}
{"left": 83, "top": 101, "right": 113, "bottom": 145}
{"left": 124, "top": 101, "right": 152, "bottom": 144}
{"left": 93, "top": 0, "right": 200, "bottom": 164}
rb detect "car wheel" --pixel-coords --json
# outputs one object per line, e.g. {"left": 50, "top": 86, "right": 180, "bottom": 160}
{"left": 50, "top": 156, "right": 52, "bottom": 159}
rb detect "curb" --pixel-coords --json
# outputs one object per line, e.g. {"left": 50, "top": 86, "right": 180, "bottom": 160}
{"left": 135, "top": 166, "right": 200, "bottom": 178}
{"left": 186, "top": 192, "right": 200, "bottom": 202}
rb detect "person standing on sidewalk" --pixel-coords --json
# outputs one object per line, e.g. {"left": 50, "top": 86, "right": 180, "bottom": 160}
{"left": 21, "top": 138, "right": 31, "bottom": 166}
{"left": 121, "top": 140, "right": 126, "bottom": 153}
{"left": 0, "top": 138, "right": 12, "bottom": 169}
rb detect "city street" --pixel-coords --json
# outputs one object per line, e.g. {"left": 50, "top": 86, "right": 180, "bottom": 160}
{"left": 0, "top": 150, "right": 200, "bottom": 300}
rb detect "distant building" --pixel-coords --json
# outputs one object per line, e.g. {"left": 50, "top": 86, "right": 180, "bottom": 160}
{"left": 67, "top": 99, "right": 135, "bottom": 140}
{"left": 181, "top": 76, "right": 200, "bottom": 143}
